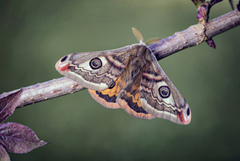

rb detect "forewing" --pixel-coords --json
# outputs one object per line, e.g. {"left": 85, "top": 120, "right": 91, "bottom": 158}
{"left": 55, "top": 45, "right": 136, "bottom": 91}
{"left": 140, "top": 49, "right": 191, "bottom": 124}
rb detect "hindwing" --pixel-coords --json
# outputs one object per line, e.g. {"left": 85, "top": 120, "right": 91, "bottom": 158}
{"left": 88, "top": 62, "right": 131, "bottom": 109}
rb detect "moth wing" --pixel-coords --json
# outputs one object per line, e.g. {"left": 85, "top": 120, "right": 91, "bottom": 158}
{"left": 140, "top": 50, "right": 191, "bottom": 124}
{"left": 55, "top": 45, "right": 137, "bottom": 91}
{"left": 88, "top": 89, "right": 120, "bottom": 109}
{"left": 88, "top": 66, "right": 130, "bottom": 109}
{"left": 116, "top": 46, "right": 155, "bottom": 119}
{"left": 116, "top": 71, "right": 155, "bottom": 119}
{"left": 88, "top": 45, "right": 155, "bottom": 119}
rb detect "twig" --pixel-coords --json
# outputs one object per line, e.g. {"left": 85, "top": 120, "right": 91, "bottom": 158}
{"left": 0, "top": 77, "right": 85, "bottom": 108}
{"left": 1, "top": 10, "right": 240, "bottom": 109}
{"left": 150, "top": 10, "right": 240, "bottom": 59}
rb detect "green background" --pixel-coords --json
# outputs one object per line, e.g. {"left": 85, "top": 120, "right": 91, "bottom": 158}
{"left": 1, "top": 0, "right": 240, "bottom": 160}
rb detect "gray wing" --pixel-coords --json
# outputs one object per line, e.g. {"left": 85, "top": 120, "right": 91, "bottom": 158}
{"left": 55, "top": 45, "right": 139, "bottom": 91}
{"left": 139, "top": 48, "right": 191, "bottom": 124}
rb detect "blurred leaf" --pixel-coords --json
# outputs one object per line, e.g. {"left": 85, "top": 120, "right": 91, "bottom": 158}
{"left": 0, "top": 122, "right": 48, "bottom": 154}
{"left": 0, "top": 145, "right": 10, "bottom": 161}
{"left": 210, "top": 0, "right": 223, "bottom": 6}
{"left": 237, "top": 0, "right": 240, "bottom": 11}
{"left": 229, "top": 0, "right": 235, "bottom": 10}
{"left": 192, "top": 0, "right": 205, "bottom": 9}
{"left": 0, "top": 89, "right": 23, "bottom": 123}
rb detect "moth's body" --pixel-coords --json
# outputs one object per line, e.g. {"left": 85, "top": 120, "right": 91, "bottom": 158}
{"left": 55, "top": 30, "right": 191, "bottom": 124}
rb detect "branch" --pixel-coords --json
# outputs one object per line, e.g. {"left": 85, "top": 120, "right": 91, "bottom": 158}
{"left": 150, "top": 10, "right": 240, "bottom": 59}
{"left": 0, "top": 78, "right": 85, "bottom": 108}
{"left": 1, "top": 10, "right": 240, "bottom": 109}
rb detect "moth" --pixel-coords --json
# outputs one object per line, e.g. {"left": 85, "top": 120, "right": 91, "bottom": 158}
{"left": 55, "top": 28, "right": 191, "bottom": 124}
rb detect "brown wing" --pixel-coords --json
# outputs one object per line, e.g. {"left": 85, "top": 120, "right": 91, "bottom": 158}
{"left": 116, "top": 71, "right": 155, "bottom": 119}
{"left": 88, "top": 45, "right": 155, "bottom": 119}
{"left": 139, "top": 48, "right": 191, "bottom": 124}
{"left": 116, "top": 45, "right": 155, "bottom": 119}
{"left": 88, "top": 62, "right": 131, "bottom": 109}
{"left": 55, "top": 45, "right": 137, "bottom": 91}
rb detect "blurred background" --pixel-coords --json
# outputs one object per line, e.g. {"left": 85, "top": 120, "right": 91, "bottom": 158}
{"left": 0, "top": 0, "right": 240, "bottom": 160}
